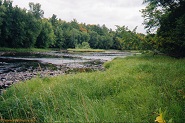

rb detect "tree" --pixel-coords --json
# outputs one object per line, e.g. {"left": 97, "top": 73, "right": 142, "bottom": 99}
{"left": 11, "top": 7, "right": 27, "bottom": 47}
{"left": 11, "top": 6, "right": 42, "bottom": 48}
{"left": 100, "top": 35, "right": 113, "bottom": 49}
{"left": 70, "top": 19, "right": 79, "bottom": 29}
{"left": 50, "top": 14, "right": 57, "bottom": 27}
{"left": 141, "top": 0, "right": 163, "bottom": 33}
{"left": 89, "top": 31, "right": 99, "bottom": 48}
{"left": 80, "top": 31, "right": 90, "bottom": 44}
{"left": 0, "top": 0, "right": 42, "bottom": 48}
{"left": 54, "top": 25, "right": 65, "bottom": 49}
{"left": 21, "top": 11, "right": 42, "bottom": 48}
{"left": 0, "top": 0, "right": 13, "bottom": 47}
{"left": 113, "top": 26, "right": 143, "bottom": 50}
{"left": 0, "top": 1, "right": 6, "bottom": 46}
{"left": 70, "top": 28, "right": 80, "bottom": 47}
{"left": 29, "top": 2, "right": 44, "bottom": 19}
{"left": 142, "top": 0, "right": 185, "bottom": 57}
{"left": 63, "top": 28, "right": 73, "bottom": 48}
{"left": 49, "top": 14, "right": 66, "bottom": 49}
{"left": 0, "top": 0, "right": 6, "bottom": 27}
{"left": 35, "top": 19, "right": 55, "bottom": 48}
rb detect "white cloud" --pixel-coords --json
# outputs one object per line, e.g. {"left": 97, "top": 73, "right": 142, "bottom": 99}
{"left": 12, "top": 0, "right": 146, "bottom": 33}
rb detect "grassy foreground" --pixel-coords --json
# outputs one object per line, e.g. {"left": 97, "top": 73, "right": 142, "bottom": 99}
{"left": 0, "top": 55, "right": 185, "bottom": 122}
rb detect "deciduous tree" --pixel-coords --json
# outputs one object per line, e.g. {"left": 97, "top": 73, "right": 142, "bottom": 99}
{"left": 142, "top": 0, "right": 185, "bottom": 57}
{"left": 35, "top": 19, "right": 55, "bottom": 48}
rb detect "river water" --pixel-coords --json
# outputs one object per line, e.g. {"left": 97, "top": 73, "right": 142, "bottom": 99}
{"left": 0, "top": 50, "right": 132, "bottom": 91}
{"left": 0, "top": 51, "right": 132, "bottom": 74}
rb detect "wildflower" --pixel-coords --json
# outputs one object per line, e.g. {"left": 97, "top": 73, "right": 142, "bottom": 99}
{"left": 155, "top": 113, "right": 166, "bottom": 123}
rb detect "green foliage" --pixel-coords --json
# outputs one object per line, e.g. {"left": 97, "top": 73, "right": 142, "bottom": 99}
{"left": 53, "top": 26, "right": 65, "bottom": 49}
{"left": 156, "top": 2, "right": 185, "bottom": 57}
{"left": 142, "top": 0, "right": 185, "bottom": 57}
{"left": 0, "top": 2, "right": 6, "bottom": 26}
{"left": 89, "top": 31, "right": 99, "bottom": 48}
{"left": 28, "top": 2, "right": 44, "bottom": 19}
{"left": 49, "top": 14, "right": 65, "bottom": 49}
{"left": 0, "top": 0, "right": 147, "bottom": 50}
{"left": 0, "top": 0, "right": 13, "bottom": 47}
{"left": 75, "top": 42, "right": 90, "bottom": 49}
{"left": 0, "top": 55, "right": 185, "bottom": 122}
{"left": 35, "top": 19, "right": 55, "bottom": 48}
{"left": 113, "top": 26, "right": 147, "bottom": 50}
{"left": 0, "top": 0, "right": 41, "bottom": 48}
{"left": 11, "top": 7, "right": 41, "bottom": 48}
{"left": 141, "top": 0, "right": 163, "bottom": 33}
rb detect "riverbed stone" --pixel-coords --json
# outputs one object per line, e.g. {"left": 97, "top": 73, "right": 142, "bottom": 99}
{"left": 5, "top": 81, "right": 13, "bottom": 85}
{"left": 1, "top": 77, "right": 6, "bottom": 81}
{"left": 0, "top": 81, "right": 4, "bottom": 87}
{"left": 50, "top": 72, "right": 54, "bottom": 75}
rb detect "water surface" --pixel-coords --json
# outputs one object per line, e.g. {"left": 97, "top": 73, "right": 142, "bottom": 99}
{"left": 0, "top": 51, "right": 132, "bottom": 74}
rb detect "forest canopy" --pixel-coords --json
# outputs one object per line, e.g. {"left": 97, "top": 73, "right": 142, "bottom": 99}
{"left": 0, "top": 0, "right": 147, "bottom": 50}
{"left": 0, "top": 0, "right": 184, "bottom": 58}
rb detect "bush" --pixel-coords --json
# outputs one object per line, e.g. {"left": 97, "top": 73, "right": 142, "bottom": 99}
{"left": 75, "top": 42, "right": 90, "bottom": 49}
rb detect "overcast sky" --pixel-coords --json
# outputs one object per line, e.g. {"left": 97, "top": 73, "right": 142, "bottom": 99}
{"left": 13, "top": 0, "right": 146, "bottom": 33}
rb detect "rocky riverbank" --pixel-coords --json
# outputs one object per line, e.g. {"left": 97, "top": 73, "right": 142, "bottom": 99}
{"left": 0, "top": 60, "right": 105, "bottom": 94}
{"left": 0, "top": 50, "right": 131, "bottom": 94}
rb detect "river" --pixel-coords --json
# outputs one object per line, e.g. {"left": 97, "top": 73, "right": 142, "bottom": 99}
{"left": 0, "top": 50, "right": 132, "bottom": 91}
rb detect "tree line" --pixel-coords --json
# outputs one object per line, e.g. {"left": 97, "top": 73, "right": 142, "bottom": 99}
{"left": 1, "top": 0, "right": 184, "bottom": 58}
{"left": 0, "top": 0, "right": 147, "bottom": 50}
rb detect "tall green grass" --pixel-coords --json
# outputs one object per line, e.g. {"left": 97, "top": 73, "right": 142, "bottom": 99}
{"left": 0, "top": 55, "right": 185, "bottom": 122}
